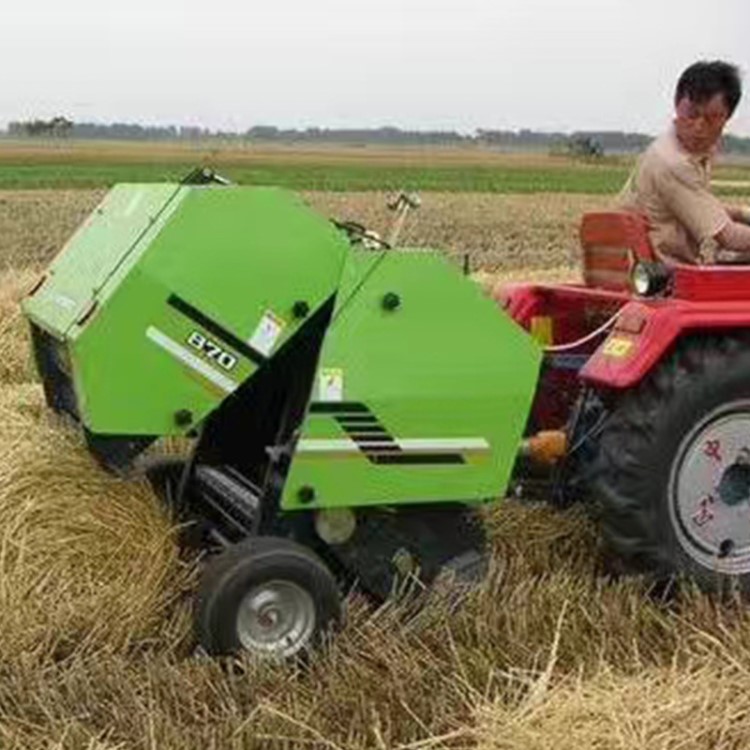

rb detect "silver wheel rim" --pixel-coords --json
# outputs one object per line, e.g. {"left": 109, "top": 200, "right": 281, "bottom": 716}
{"left": 236, "top": 580, "right": 316, "bottom": 658}
{"left": 668, "top": 399, "right": 750, "bottom": 575}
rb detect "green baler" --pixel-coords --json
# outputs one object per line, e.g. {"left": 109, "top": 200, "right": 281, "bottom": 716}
{"left": 22, "top": 177, "right": 542, "bottom": 659}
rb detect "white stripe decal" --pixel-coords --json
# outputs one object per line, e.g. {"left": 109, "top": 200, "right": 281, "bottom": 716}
{"left": 297, "top": 439, "right": 358, "bottom": 453}
{"left": 399, "top": 438, "right": 490, "bottom": 452}
{"left": 296, "top": 438, "right": 490, "bottom": 454}
{"left": 146, "top": 326, "right": 238, "bottom": 394}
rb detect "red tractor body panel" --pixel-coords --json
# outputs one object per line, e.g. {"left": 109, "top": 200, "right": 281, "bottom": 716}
{"left": 496, "top": 212, "right": 750, "bottom": 431}
{"left": 582, "top": 266, "right": 750, "bottom": 388}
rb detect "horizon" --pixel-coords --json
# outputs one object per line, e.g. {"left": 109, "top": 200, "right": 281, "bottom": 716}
{"left": 5, "top": 119, "right": 750, "bottom": 141}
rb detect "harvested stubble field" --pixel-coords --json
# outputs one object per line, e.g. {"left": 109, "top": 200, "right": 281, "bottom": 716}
{"left": 3, "top": 188, "right": 750, "bottom": 749}
{"left": 0, "top": 189, "right": 606, "bottom": 273}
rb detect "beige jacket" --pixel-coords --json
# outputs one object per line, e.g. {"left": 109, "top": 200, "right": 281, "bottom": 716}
{"left": 618, "top": 128, "right": 730, "bottom": 264}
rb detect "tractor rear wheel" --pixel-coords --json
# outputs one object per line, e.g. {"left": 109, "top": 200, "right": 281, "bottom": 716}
{"left": 590, "top": 335, "right": 750, "bottom": 593}
{"left": 195, "top": 536, "right": 341, "bottom": 659}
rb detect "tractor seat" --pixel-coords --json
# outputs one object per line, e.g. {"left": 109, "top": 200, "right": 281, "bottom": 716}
{"left": 580, "top": 212, "right": 655, "bottom": 291}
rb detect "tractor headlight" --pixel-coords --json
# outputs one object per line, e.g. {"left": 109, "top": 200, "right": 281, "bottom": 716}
{"left": 631, "top": 261, "right": 672, "bottom": 297}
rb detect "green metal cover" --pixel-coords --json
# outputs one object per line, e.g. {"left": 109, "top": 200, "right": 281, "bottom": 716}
{"left": 24, "top": 186, "right": 349, "bottom": 435}
{"left": 23, "top": 184, "right": 184, "bottom": 338}
{"left": 281, "top": 250, "right": 542, "bottom": 509}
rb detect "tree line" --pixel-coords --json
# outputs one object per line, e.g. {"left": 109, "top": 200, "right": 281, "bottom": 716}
{"left": 4, "top": 118, "right": 750, "bottom": 154}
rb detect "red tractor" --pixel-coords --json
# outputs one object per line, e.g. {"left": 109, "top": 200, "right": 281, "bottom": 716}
{"left": 498, "top": 212, "right": 750, "bottom": 593}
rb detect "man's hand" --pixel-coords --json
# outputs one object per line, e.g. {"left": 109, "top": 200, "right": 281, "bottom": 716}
{"left": 714, "top": 205, "right": 750, "bottom": 261}
{"left": 716, "top": 218, "right": 750, "bottom": 255}
{"left": 725, "top": 205, "right": 750, "bottom": 225}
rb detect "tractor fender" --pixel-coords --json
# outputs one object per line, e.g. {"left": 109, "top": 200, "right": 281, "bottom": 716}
{"left": 581, "top": 299, "right": 750, "bottom": 389}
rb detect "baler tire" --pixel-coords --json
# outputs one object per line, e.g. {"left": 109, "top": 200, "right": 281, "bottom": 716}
{"left": 589, "top": 334, "right": 750, "bottom": 594}
{"left": 195, "top": 536, "right": 342, "bottom": 658}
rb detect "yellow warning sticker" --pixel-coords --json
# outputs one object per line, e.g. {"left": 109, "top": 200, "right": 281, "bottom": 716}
{"left": 602, "top": 336, "right": 634, "bottom": 358}
{"left": 319, "top": 368, "right": 344, "bottom": 402}
{"left": 530, "top": 315, "right": 553, "bottom": 345}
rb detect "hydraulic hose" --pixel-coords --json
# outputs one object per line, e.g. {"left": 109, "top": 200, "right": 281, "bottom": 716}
{"left": 542, "top": 310, "right": 620, "bottom": 353}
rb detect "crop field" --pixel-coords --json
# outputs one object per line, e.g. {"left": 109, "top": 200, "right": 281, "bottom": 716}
{"left": 1, "top": 177, "right": 750, "bottom": 748}
{"left": 2, "top": 139, "right": 750, "bottom": 194}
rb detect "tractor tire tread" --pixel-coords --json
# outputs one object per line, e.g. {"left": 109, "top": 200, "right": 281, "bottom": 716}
{"left": 590, "top": 332, "right": 750, "bottom": 581}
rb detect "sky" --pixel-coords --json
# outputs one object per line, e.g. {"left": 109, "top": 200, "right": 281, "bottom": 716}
{"left": 1, "top": 0, "right": 748, "bottom": 136}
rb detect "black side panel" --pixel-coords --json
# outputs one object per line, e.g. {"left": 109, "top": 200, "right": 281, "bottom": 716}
{"left": 194, "top": 296, "right": 336, "bottom": 495}
{"left": 84, "top": 430, "right": 157, "bottom": 473}
{"left": 30, "top": 324, "right": 79, "bottom": 420}
{"left": 30, "top": 324, "right": 156, "bottom": 472}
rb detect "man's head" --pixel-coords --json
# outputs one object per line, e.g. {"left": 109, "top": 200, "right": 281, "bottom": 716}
{"left": 673, "top": 60, "right": 742, "bottom": 154}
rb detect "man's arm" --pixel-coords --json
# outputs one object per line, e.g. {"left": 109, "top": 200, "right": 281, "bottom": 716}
{"left": 656, "top": 166, "right": 750, "bottom": 259}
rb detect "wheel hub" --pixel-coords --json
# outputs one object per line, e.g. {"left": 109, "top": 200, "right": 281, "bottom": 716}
{"left": 236, "top": 580, "right": 316, "bottom": 658}
{"left": 717, "top": 454, "right": 750, "bottom": 507}
{"left": 669, "top": 403, "right": 750, "bottom": 574}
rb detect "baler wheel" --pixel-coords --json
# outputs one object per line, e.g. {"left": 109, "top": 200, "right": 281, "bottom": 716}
{"left": 194, "top": 536, "right": 341, "bottom": 659}
{"left": 590, "top": 334, "right": 750, "bottom": 593}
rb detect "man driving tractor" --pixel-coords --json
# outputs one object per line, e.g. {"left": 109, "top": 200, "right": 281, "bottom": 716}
{"left": 619, "top": 60, "right": 750, "bottom": 264}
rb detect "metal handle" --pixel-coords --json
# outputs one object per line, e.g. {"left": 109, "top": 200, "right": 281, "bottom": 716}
{"left": 386, "top": 192, "right": 421, "bottom": 247}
